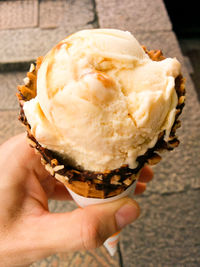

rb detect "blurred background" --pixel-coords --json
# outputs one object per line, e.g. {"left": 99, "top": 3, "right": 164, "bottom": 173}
{"left": 0, "top": 0, "right": 199, "bottom": 266}
{"left": 164, "top": 0, "right": 200, "bottom": 101}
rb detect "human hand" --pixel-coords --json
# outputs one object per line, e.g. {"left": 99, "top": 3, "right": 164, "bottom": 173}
{"left": 0, "top": 133, "right": 153, "bottom": 266}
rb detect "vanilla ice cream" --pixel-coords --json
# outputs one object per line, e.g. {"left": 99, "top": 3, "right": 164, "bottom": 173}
{"left": 23, "top": 29, "right": 181, "bottom": 172}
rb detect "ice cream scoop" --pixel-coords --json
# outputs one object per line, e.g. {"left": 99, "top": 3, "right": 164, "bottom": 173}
{"left": 23, "top": 29, "right": 181, "bottom": 172}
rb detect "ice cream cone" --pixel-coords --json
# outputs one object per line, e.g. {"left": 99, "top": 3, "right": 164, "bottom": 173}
{"left": 65, "top": 178, "right": 137, "bottom": 255}
{"left": 17, "top": 45, "right": 185, "bottom": 199}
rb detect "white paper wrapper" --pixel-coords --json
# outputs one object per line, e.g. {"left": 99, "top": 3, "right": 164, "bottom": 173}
{"left": 65, "top": 181, "right": 137, "bottom": 256}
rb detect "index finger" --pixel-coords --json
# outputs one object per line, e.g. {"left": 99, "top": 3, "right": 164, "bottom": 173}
{"left": 138, "top": 165, "right": 154, "bottom": 183}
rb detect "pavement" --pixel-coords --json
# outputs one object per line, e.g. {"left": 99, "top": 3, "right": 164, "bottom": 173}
{"left": 0, "top": 0, "right": 200, "bottom": 266}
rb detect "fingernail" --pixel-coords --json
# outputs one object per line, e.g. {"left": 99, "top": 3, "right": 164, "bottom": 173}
{"left": 115, "top": 202, "right": 139, "bottom": 229}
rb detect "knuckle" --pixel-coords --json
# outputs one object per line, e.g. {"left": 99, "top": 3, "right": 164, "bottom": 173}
{"left": 81, "top": 210, "right": 104, "bottom": 250}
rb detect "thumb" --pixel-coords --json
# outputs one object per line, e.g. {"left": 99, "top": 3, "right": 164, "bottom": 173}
{"left": 30, "top": 197, "right": 140, "bottom": 256}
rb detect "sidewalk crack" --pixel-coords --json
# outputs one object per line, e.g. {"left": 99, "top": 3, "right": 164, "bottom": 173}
{"left": 117, "top": 242, "right": 124, "bottom": 267}
{"left": 87, "top": 0, "right": 100, "bottom": 28}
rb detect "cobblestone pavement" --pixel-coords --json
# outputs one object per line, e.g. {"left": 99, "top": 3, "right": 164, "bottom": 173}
{"left": 0, "top": 1, "right": 199, "bottom": 266}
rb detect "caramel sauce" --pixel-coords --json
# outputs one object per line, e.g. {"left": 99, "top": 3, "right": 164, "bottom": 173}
{"left": 82, "top": 70, "right": 115, "bottom": 89}
{"left": 96, "top": 72, "right": 115, "bottom": 88}
{"left": 46, "top": 56, "right": 55, "bottom": 99}
{"left": 36, "top": 102, "right": 45, "bottom": 120}
{"left": 46, "top": 41, "right": 72, "bottom": 99}
{"left": 36, "top": 56, "right": 44, "bottom": 71}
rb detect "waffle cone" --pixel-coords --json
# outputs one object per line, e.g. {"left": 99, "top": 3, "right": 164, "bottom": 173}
{"left": 17, "top": 47, "right": 185, "bottom": 199}
{"left": 66, "top": 180, "right": 124, "bottom": 198}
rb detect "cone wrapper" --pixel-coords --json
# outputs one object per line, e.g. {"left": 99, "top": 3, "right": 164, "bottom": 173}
{"left": 65, "top": 181, "right": 137, "bottom": 256}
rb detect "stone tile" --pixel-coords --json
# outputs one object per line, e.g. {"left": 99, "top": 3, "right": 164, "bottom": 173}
{"left": 96, "top": 0, "right": 171, "bottom": 32}
{"left": 58, "top": 246, "right": 120, "bottom": 267}
{"left": 0, "top": 0, "right": 38, "bottom": 30}
{"left": 0, "top": 0, "right": 94, "bottom": 64}
{"left": 0, "top": 28, "right": 68, "bottom": 63}
{"left": 60, "top": 0, "right": 94, "bottom": 28}
{"left": 0, "top": 26, "right": 93, "bottom": 65}
{"left": 31, "top": 245, "right": 120, "bottom": 267}
{"left": 0, "top": 71, "right": 26, "bottom": 110}
{"left": 48, "top": 199, "right": 76, "bottom": 213}
{"left": 0, "top": 21, "right": 178, "bottom": 67}
{"left": 39, "top": 0, "right": 94, "bottom": 29}
{"left": 180, "top": 38, "right": 200, "bottom": 101}
{"left": 0, "top": 110, "right": 24, "bottom": 145}
{"left": 134, "top": 31, "right": 183, "bottom": 59}
{"left": 121, "top": 189, "right": 200, "bottom": 266}
{"left": 39, "top": 0, "right": 65, "bottom": 29}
